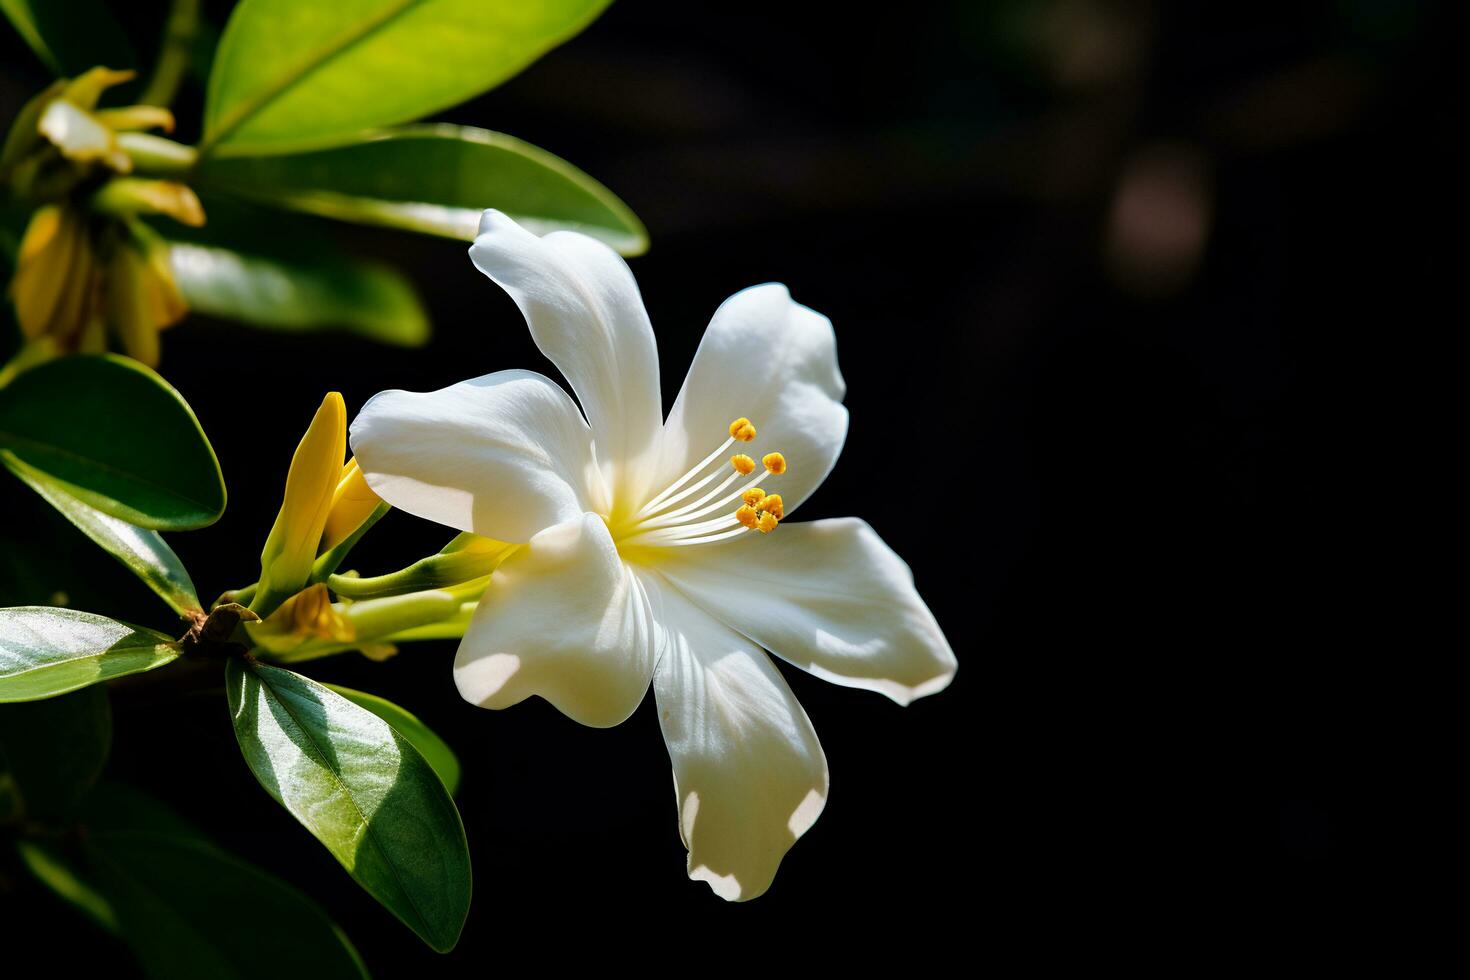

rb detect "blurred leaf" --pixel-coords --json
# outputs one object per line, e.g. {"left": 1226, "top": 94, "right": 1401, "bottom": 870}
{"left": 0, "top": 607, "right": 177, "bottom": 702}
{"left": 324, "top": 683, "right": 461, "bottom": 795}
{"left": 2, "top": 452, "right": 201, "bottom": 617}
{"left": 0, "top": 685, "right": 109, "bottom": 815}
{"left": 0, "top": 0, "right": 136, "bottom": 77}
{"left": 0, "top": 355, "right": 226, "bottom": 530}
{"left": 13, "top": 839, "right": 119, "bottom": 932}
{"left": 169, "top": 240, "right": 429, "bottom": 346}
{"left": 197, "top": 124, "right": 648, "bottom": 254}
{"left": 89, "top": 833, "right": 370, "bottom": 980}
{"left": 226, "top": 659, "right": 470, "bottom": 952}
{"left": 18, "top": 783, "right": 369, "bottom": 980}
{"left": 202, "top": 0, "right": 612, "bottom": 156}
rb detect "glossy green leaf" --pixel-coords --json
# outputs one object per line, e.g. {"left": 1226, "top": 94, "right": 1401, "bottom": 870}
{"left": 202, "top": 0, "right": 612, "bottom": 156}
{"left": 0, "top": 355, "right": 226, "bottom": 530}
{"left": 90, "top": 833, "right": 370, "bottom": 980}
{"left": 227, "top": 659, "right": 471, "bottom": 951}
{"left": 2, "top": 452, "right": 201, "bottom": 616}
{"left": 0, "top": 607, "right": 178, "bottom": 702}
{"left": 1, "top": 0, "right": 136, "bottom": 77}
{"left": 196, "top": 124, "right": 648, "bottom": 254}
{"left": 169, "top": 240, "right": 429, "bottom": 346}
{"left": 0, "top": 685, "right": 110, "bottom": 816}
{"left": 325, "top": 683, "right": 461, "bottom": 795}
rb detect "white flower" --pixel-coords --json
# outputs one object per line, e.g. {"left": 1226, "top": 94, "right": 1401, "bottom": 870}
{"left": 350, "top": 210, "right": 957, "bottom": 900}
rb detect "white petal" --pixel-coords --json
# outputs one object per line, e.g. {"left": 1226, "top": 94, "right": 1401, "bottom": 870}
{"left": 647, "top": 576, "right": 828, "bottom": 901}
{"left": 655, "top": 517, "right": 956, "bottom": 705}
{"left": 455, "top": 513, "right": 656, "bottom": 728}
{"left": 349, "top": 369, "right": 607, "bottom": 544}
{"left": 470, "top": 210, "right": 663, "bottom": 501}
{"left": 654, "top": 283, "right": 847, "bottom": 516}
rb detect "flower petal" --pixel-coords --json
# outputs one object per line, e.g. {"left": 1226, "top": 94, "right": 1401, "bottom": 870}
{"left": 656, "top": 284, "right": 847, "bottom": 516}
{"left": 455, "top": 513, "right": 656, "bottom": 728}
{"left": 470, "top": 210, "right": 663, "bottom": 502}
{"left": 655, "top": 517, "right": 956, "bottom": 705}
{"left": 648, "top": 576, "right": 828, "bottom": 901}
{"left": 349, "top": 369, "right": 606, "bottom": 544}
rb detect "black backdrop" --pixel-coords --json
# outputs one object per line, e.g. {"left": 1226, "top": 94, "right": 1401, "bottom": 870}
{"left": 2, "top": 1, "right": 1452, "bottom": 968}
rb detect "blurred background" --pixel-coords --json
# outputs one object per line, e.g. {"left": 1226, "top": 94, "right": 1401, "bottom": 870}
{"left": 3, "top": 0, "right": 1450, "bottom": 966}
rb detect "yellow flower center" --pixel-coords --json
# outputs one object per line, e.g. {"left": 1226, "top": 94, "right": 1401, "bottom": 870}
{"left": 616, "top": 417, "right": 787, "bottom": 547}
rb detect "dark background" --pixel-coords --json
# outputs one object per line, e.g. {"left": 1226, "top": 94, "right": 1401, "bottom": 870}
{"left": 2, "top": 0, "right": 1452, "bottom": 967}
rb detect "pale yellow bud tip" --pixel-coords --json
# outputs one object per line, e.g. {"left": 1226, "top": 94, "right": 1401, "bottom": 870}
{"left": 756, "top": 511, "right": 779, "bottom": 533}
{"left": 762, "top": 452, "right": 787, "bottom": 475}
{"left": 735, "top": 505, "right": 760, "bottom": 529}
{"left": 741, "top": 487, "right": 766, "bottom": 507}
{"left": 731, "top": 454, "right": 756, "bottom": 475}
{"left": 728, "top": 417, "right": 757, "bottom": 441}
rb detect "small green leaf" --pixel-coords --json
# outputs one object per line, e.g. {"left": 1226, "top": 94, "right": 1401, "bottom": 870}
{"left": 0, "top": 355, "right": 226, "bottom": 530}
{"left": 169, "top": 240, "right": 429, "bottom": 346}
{"left": 202, "top": 0, "right": 612, "bottom": 156}
{"left": 197, "top": 124, "right": 647, "bottom": 254}
{"left": 324, "top": 684, "right": 461, "bottom": 795}
{"left": 0, "top": 685, "right": 110, "bottom": 815}
{"left": 0, "top": 608, "right": 178, "bottom": 702}
{"left": 2, "top": 452, "right": 201, "bottom": 617}
{"left": 227, "top": 659, "right": 471, "bottom": 951}
{"left": 89, "top": 833, "right": 371, "bottom": 980}
{"left": 1, "top": 0, "right": 137, "bottom": 78}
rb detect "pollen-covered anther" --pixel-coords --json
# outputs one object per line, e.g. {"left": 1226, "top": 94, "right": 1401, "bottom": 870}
{"left": 758, "top": 493, "right": 784, "bottom": 520}
{"left": 756, "top": 511, "right": 779, "bottom": 534}
{"left": 731, "top": 454, "right": 756, "bottom": 475}
{"left": 735, "top": 505, "right": 760, "bottom": 529}
{"left": 761, "top": 452, "right": 787, "bottom": 475}
{"left": 728, "top": 417, "right": 757, "bottom": 441}
{"left": 741, "top": 487, "right": 766, "bottom": 507}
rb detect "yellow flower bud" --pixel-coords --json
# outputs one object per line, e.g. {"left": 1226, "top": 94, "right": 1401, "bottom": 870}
{"left": 321, "top": 458, "right": 383, "bottom": 551}
{"left": 10, "top": 205, "right": 91, "bottom": 342}
{"left": 253, "top": 393, "right": 347, "bottom": 615}
{"left": 106, "top": 244, "right": 159, "bottom": 366}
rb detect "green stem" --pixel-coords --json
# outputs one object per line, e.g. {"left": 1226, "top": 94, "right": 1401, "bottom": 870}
{"left": 264, "top": 588, "right": 464, "bottom": 664}
{"left": 138, "top": 0, "right": 201, "bottom": 109}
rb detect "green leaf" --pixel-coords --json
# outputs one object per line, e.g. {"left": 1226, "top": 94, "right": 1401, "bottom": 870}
{"left": 196, "top": 124, "right": 648, "bottom": 254}
{"left": 0, "top": 355, "right": 226, "bottom": 530}
{"left": 0, "top": 608, "right": 178, "bottom": 702}
{"left": 89, "top": 833, "right": 370, "bottom": 980}
{"left": 13, "top": 839, "right": 119, "bottom": 933}
{"left": 2, "top": 452, "right": 201, "bottom": 617}
{"left": 1, "top": 0, "right": 137, "bottom": 77}
{"left": 202, "top": 0, "right": 612, "bottom": 156}
{"left": 0, "top": 685, "right": 110, "bottom": 816}
{"left": 227, "top": 659, "right": 471, "bottom": 951}
{"left": 169, "top": 240, "right": 429, "bottom": 346}
{"left": 324, "top": 684, "right": 461, "bottom": 795}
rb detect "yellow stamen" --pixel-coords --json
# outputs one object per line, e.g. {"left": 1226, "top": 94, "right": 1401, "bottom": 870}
{"left": 762, "top": 452, "right": 787, "bottom": 475}
{"left": 759, "top": 493, "right": 784, "bottom": 520}
{"left": 735, "top": 505, "right": 760, "bottom": 528}
{"left": 731, "top": 454, "right": 756, "bottom": 475}
{"left": 741, "top": 487, "right": 766, "bottom": 507}
{"left": 756, "top": 511, "right": 779, "bottom": 534}
{"left": 729, "top": 417, "right": 757, "bottom": 441}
